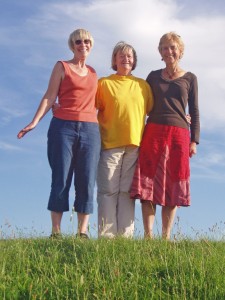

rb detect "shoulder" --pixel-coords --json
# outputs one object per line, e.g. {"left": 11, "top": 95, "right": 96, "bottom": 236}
{"left": 133, "top": 76, "right": 151, "bottom": 88}
{"left": 184, "top": 72, "right": 198, "bottom": 87}
{"left": 86, "top": 65, "right": 97, "bottom": 74}
{"left": 51, "top": 61, "right": 66, "bottom": 75}
{"left": 53, "top": 61, "right": 69, "bottom": 74}
{"left": 186, "top": 72, "right": 197, "bottom": 80}
{"left": 146, "top": 69, "right": 161, "bottom": 79}
{"left": 56, "top": 60, "right": 66, "bottom": 68}
{"left": 98, "top": 74, "right": 114, "bottom": 84}
{"left": 132, "top": 76, "right": 146, "bottom": 84}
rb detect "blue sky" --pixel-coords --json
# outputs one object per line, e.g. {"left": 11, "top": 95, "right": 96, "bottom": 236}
{"left": 1, "top": 0, "right": 225, "bottom": 239}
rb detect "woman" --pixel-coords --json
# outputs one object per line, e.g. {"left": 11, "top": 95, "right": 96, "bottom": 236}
{"left": 96, "top": 41, "right": 154, "bottom": 238}
{"left": 130, "top": 32, "right": 200, "bottom": 240}
{"left": 17, "top": 29, "right": 100, "bottom": 238}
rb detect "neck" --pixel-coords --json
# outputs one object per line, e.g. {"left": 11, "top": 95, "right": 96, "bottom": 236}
{"left": 71, "top": 57, "right": 86, "bottom": 68}
{"left": 116, "top": 70, "right": 132, "bottom": 76}
{"left": 166, "top": 63, "right": 179, "bottom": 72}
{"left": 165, "top": 64, "right": 180, "bottom": 79}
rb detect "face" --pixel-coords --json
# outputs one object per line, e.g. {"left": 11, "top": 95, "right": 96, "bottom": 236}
{"left": 73, "top": 37, "right": 92, "bottom": 58}
{"left": 160, "top": 41, "right": 181, "bottom": 65}
{"left": 115, "top": 49, "right": 134, "bottom": 75}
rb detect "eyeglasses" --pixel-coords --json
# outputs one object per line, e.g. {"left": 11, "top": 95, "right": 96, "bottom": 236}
{"left": 75, "top": 39, "right": 91, "bottom": 45}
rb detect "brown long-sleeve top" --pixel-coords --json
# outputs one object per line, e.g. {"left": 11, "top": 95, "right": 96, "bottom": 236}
{"left": 146, "top": 69, "right": 200, "bottom": 144}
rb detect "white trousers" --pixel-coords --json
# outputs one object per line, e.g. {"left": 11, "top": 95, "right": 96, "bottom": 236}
{"left": 97, "top": 146, "right": 139, "bottom": 238}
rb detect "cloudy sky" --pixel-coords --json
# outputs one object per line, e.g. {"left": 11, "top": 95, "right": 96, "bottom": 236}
{"left": 1, "top": 0, "right": 225, "bottom": 239}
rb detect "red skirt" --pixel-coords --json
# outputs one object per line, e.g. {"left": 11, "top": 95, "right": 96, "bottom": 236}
{"left": 130, "top": 123, "right": 191, "bottom": 206}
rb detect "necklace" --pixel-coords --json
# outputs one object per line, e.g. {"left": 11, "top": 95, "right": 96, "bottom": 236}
{"left": 164, "top": 65, "right": 182, "bottom": 80}
{"left": 165, "top": 68, "right": 179, "bottom": 79}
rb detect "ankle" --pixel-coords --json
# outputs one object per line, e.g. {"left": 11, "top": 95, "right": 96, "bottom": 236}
{"left": 52, "top": 228, "right": 61, "bottom": 234}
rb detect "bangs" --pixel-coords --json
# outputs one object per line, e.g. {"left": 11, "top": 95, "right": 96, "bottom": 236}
{"left": 120, "top": 45, "right": 133, "bottom": 53}
{"left": 68, "top": 29, "right": 94, "bottom": 51}
{"left": 74, "top": 31, "right": 91, "bottom": 41}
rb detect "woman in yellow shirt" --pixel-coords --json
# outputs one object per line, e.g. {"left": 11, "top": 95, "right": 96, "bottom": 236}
{"left": 96, "top": 41, "right": 154, "bottom": 238}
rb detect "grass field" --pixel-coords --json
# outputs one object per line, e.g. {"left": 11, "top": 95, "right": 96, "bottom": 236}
{"left": 0, "top": 234, "right": 224, "bottom": 299}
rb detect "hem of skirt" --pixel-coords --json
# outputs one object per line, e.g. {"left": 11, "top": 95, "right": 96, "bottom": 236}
{"left": 130, "top": 193, "right": 190, "bottom": 207}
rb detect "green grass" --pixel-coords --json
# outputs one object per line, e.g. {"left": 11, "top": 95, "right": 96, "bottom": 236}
{"left": 0, "top": 236, "right": 224, "bottom": 299}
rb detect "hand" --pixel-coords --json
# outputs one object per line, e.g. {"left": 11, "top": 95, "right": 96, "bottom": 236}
{"left": 17, "top": 122, "right": 36, "bottom": 139}
{"left": 189, "top": 142, "right": 197, "bottom": 158}
{"left": 52, "top": 102, "right": 60, "bottom": 114}
{"left": 186, "top": 114, "right": 191, "bottom": 125}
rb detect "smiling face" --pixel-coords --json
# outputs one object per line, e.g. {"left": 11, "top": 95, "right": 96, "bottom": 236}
{"left": 115, "top": 48, "right": 134, "bottom": 75}
{"left": 158, "top": 32, "right": 184, "bottom": 66}
{"left": 160, "top": 41, "right": 181, "bottom": 65}
{"left": 73, "top": 38, "right": 92, "bottom": 59}
{"left": 68, "top": 29, "right": 94, "bottom": 59}
{"left": 111, "top": 42, "right": 137, "bottom": 74}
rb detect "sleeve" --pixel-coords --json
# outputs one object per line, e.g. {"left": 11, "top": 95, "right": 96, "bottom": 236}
{"left": 146, "top": 83, "right": 154, "bottom": 115}
{"left": 95, "top": 79, "right": 104, "bottom": 110}
{"left": 188, "top": 74, "right": 200, "bottom": 144}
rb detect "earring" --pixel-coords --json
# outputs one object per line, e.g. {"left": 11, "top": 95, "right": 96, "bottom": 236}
{"left": 161, "top": 58, "right": 163, "bottom": 61}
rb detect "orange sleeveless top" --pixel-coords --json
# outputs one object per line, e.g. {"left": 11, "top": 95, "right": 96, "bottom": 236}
{"left": 53, "top": 61, "right": 98, "bottom": 123}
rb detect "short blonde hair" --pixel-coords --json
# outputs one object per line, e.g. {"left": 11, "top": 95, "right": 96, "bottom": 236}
{"left": 158, "top": 32, "right": 184, "bottom": 59}
{"left": 111, "top": 41, "right": 137, "bottom": 71}
{"left": 68, "top": 29, "right": 94, "bottom": 52}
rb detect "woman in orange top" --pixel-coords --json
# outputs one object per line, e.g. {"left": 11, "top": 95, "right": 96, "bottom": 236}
{"left": 17, "top": 29, "right": 100, "bottom": 239}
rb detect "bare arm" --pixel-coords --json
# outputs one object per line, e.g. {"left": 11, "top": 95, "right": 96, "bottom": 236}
{"left": 17, "top": 62, "right": 64, "bottom": 139}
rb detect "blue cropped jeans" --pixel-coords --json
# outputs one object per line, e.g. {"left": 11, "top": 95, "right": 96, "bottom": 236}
{"left": 47, "top": 117, "right": 100, "bottom": 214}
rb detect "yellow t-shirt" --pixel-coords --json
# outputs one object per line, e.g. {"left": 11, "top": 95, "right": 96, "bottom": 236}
{"left": 96, "top": 74, "right": 154, "bottom": 149}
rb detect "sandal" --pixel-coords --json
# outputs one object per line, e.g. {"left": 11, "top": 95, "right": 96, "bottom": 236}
{"left": 76, "top": 233, "right": 89, "bottom": 239}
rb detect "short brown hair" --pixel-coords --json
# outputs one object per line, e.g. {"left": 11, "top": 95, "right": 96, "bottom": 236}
{"left": 111, "top": 41, "right": 137, "bottom": 71}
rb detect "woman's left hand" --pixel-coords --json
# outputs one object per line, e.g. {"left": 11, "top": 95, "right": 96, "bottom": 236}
{"left": 189, "top": 142, "right": 197, "bottom": 157}
{"left": 52, "top": 102, "right": 60, "bottom": 114}
{"left": 186, "top": 114, "right": 191, "bottom": 125}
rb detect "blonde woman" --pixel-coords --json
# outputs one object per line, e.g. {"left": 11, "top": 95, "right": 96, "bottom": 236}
{"left": 17, "top": 29, "right": 100, "bottom": 238}
{"left": 130, "top": 32, "right": 200, "bottom": 240}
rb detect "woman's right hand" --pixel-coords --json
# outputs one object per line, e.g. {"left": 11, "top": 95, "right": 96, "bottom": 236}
{"left": 17, "top": 122, "right": 36, "bottom": 139}
{"left": 17, "top": 62, "right": 63, "bottom": 140}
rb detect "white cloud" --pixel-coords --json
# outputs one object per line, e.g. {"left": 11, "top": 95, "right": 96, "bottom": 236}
{"left": 191, "top": 138, "right": 225, "bottom": 180}
{"left": 0, "top": 142, "right": 23, "bottom": 152}
{"left": 0, "top": 88, "right": 29, "bottom": 126}
{"left": 2, "top": 0, "right": 225, "bottom": 163}
{"left": 12, "top": 0, "right": 224, "bottom": 131}
{"left": 0, "top": 0, "right": 225, "bottom": 238}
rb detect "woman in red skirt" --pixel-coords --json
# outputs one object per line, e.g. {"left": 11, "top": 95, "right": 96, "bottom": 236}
{"left": 130, "top": 32, "right": 200, "bottom": 240}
